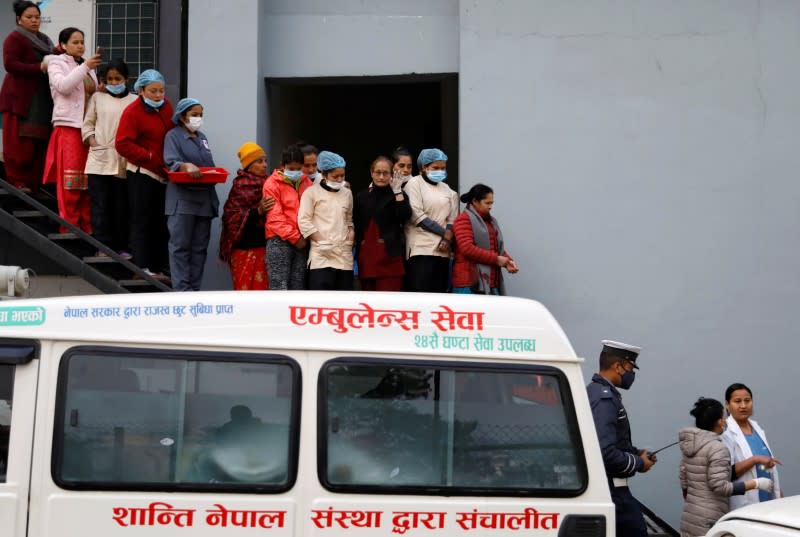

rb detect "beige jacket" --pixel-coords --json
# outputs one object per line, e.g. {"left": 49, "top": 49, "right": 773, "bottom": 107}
{"left": 82, "top": 92, "right": 137, "bottom": 177}
{"left": 298, "top": 183, "right": 354, "bottom": 270}
{"left": 679, "top": 427, "right": 738, "bottom": 537}
{"left": 404, "top": 174, "right": 458, "bottom": 258}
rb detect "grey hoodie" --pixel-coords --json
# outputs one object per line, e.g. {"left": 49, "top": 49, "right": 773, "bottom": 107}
{"left": 679, "top": 427, "right": 745, "bottom": 537}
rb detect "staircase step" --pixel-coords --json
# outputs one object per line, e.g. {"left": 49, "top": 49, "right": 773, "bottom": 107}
{"left": 118, "top": 279, "right": 165, "bottom": 292}
{"left": 47, "top": 232, "right": 79, "bottom": 240}
{"left": 83, "top": 255, "right": 119, "bottom": 264}
{"left": 118, "top": 279, "right": 154, "bottom": 285}
{"left": 12, "top": 209, "right": 45, "bottom": 218}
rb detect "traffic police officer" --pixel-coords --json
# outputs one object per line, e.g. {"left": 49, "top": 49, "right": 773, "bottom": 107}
{"left": 587, "top": 340, "right": 656, "bottom": 536}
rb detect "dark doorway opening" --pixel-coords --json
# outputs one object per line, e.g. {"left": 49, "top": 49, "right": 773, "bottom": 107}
{"left": 265, "top": 74, "right": 458, "bottom": 194}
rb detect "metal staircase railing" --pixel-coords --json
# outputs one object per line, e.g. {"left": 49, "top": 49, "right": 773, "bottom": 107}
{"left": 639, "top": 499, "right": 679, "bottom": 536}
{"left": 0, "top": 177, "right": 171, "bottom": 293}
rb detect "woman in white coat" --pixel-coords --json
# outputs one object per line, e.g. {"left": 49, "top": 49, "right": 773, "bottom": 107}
{"left": 721, "top": 382, "right": 782, "bottom": 510}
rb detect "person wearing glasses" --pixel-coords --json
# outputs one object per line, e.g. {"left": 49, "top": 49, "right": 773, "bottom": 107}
{"left": 353, "top": 156, "right": 411, "bottom": 291}
{"left": 586, "top": 340, "right": 657, "bottom": 537}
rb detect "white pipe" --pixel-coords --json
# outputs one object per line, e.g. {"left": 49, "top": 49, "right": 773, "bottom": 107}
{"left": 0, "top": 266, "right": 31, "bottom": 297}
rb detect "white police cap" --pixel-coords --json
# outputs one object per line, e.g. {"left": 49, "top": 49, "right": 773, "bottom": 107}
{"left": 601, "top": 339, "right": 641, "bottom": 369}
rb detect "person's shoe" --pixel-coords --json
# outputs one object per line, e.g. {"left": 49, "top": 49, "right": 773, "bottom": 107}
{"left": 95, "top": 250, "right": 109, "bottom": 258}
{"left": 145, "top": 269, "right": 172, "bottom": 284}
{"left": 119, "top": 251, "right": 133, "bottom": 260}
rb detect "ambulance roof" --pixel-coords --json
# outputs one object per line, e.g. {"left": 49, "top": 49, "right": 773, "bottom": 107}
{"left": 0, "top": 291, "right": 578, "bottom": 361}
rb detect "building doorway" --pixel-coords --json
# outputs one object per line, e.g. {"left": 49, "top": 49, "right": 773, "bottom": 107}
{"left": 265, "top": 74, "right": 458, "bottom": 194}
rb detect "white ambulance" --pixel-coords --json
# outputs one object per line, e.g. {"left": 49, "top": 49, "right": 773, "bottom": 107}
{"left": 0, "top": 291, "right": 613, "bottom": 536}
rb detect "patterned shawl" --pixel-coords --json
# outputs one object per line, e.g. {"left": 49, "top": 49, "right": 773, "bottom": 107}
{"left": 219, "top": 169, "right": 266, "bottom": 262}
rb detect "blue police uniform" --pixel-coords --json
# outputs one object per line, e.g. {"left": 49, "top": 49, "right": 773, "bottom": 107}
{"left": 588, "top": 370, "right": 648, "bottom": 536}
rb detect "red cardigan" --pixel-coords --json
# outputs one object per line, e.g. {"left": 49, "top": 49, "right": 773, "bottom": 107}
{"left": 452, "top": 210, "right": 508, "bottom": 289}
{"left": 0, "top": 31, "right": 50, "bottom": 116}
{"left": 115, "top": 97, "right": 174, "bottom": 178}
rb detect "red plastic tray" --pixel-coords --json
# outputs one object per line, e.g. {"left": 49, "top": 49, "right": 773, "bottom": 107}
{"left": 167, "top": 167, "right": 230, "bottom": 184}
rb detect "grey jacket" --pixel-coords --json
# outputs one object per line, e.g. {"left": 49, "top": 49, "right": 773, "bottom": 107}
{"left": 163, "top": 127, "right": 219, "bottom": 217}
{"left": 679, "top": 427, "right": 744, "bottom": 537}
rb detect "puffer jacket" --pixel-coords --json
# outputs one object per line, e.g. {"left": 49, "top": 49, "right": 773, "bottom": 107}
{"left": 262, "top": 169, "right": 312, "bottom": 243}
{"left": 47, "top": 54, "right": 97, "bottom": 128}
{"left": 679, "top": 427, "right": 741, "bottom": 537}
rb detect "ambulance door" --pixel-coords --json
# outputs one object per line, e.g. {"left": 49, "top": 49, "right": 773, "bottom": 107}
{"left": 0, "top": 340, "right": 39, "bottom": 537}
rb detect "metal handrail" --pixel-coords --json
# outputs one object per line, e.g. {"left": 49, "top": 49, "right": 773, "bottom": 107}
{"left": 0, "top": 177, "right": 171, "bottom": 292}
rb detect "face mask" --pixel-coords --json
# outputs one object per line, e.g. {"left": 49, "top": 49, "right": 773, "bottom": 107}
{"left": 143, "top": 97, "right": 164, "bottom": 109}
{"left": 282, "top": 169, "right": 302, "bottom": 181}
{"left": 185, "top": 116, "right": 203, "bottom": 132}
{"left": 106, "top": 83, "right": 127, "bottom": 95}
{"left": 426, "top": 170, "right": 447, "bottom": 183}
{"left": 619, "top": 369, "right": 635, "bottom": 390}
{"left": 401, "top": 174, "right": 412, "bottom": 183}
{"left": 307, "top": 171, "right": 320, "bottom": 181}
{"left": 324, "top": 178, "right": 343, "bottom": 191}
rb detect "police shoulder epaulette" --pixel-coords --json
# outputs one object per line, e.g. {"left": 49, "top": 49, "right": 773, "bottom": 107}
{"left": 598, "top": 388, "right": 614, "bottom": 399}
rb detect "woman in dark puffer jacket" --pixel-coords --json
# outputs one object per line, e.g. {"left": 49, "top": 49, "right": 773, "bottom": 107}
{"left": 678, "top": 397, "right": 773, "bottom": 536}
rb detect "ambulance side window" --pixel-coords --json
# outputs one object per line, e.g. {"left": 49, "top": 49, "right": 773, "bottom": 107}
{"left": 320, "top": 360, "right": 587, "bottom": 496}
{"left": 0, "top": 365, "right": 12, "bottom": 482}
{"left": 53, "top": 348, "right": 300, "bottom": 492}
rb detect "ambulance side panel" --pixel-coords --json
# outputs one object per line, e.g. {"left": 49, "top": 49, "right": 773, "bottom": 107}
{"left": 28, "top": 342, "right": 305, "bottom": 537}
{"left": 0, "top": 345, "right": 38, "bottom": 537}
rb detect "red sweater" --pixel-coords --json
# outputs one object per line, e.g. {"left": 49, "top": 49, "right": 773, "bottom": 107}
{"left": 115, "top": 97, "right": 173, "bottom": 178}
{"left": 452, "top": 210, "right": 508, "bottom": 289}
{"left": 0, "top": 31, "right": 51, "bottom": 116}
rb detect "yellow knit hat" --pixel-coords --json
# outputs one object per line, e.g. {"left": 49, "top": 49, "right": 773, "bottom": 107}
{"left": 237, "top": 141, "right": 266, "bottom": 170}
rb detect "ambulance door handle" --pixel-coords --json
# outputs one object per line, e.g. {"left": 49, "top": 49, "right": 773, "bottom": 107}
{"left": 69, "top": 408, "right": 79, "bottom": 427}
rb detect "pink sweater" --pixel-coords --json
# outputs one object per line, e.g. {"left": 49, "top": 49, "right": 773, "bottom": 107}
{"left": 47, "top": 54, "right": 97, "bottom": 128}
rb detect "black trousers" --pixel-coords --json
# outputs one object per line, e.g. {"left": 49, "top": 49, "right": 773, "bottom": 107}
{"left": 127, "top": 170, "right": 168, "bottom": 272}
{"left": 610, "top": 486, "right": 647, "bottom": 537}
{"left": 308, "top": 268, "right": 354, "bottom": 291}
{"left": 89, "top": 174, "right": 129, "bottom": 251}
{"left": 405, "top": 255, "right": 450, "bottom": 293}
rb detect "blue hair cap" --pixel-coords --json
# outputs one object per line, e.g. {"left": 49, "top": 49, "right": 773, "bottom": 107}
{"left": 133, "top": 69, "right": 165, "bottom": 92}
{"left": 417, "top": 148, "right": 448, "bottom": 169}
{"left": 318, "top": 150, "right": 346, "bottom": 172}
{"left": 172, "top": 97, "right": 202, "bottom": 124}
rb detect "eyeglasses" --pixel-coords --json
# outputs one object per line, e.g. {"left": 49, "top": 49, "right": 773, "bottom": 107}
{"left": 373, "top": 171, "right": 391, "bottom": 177}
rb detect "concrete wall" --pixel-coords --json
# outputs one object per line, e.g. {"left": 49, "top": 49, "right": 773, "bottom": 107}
{"left": 459, "top": 0, "right": 800, "bottom": 525}
{"left": 186, "top": 0, "right": 263, "bottom": 289}
{"left": 259, "top": 0, "right": 459, "bottom": 78}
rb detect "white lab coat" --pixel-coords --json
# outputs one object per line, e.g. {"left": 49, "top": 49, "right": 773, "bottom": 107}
{"left": 721, "top": 416, "right": 782, "bottom": 510}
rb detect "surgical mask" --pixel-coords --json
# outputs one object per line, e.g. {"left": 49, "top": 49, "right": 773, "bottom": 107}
{"left": 106, "top": 83, "right": 127, "bottom": 95}
{"left": 619, "top": 369, "right": 636, "bottom": 390}
{"left": 324, "top": 179, "right": 343, "bottom": 191}
{"left": 307, "top": 171, "right": 320, "bottom": 181}
{"left": 426, "top": 170, "right": 447, "bottom": 183}
{"left": 401, "top": 174, "right": 412, "bottom": 183}
{"left": 143, "top": 97, "right": 164, "bottom": 109}
{"left": 185, "top": 116, "right": 203, "bottom": 132}
{"left": 282, "top": 169, "right": 302, "bottom": 181}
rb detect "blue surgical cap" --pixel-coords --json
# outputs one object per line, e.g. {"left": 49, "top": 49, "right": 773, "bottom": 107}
{"left": 417, "top": 148, "right": 448, "bottom": 169}
{"left": 133, "top": 69, "right": 165, "bottom": 92}
{"left": 318, "top": 151, "right": 346, "bottom": 172}
{"left": 172, "top": 98, "right": 202, "bottom": 124}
